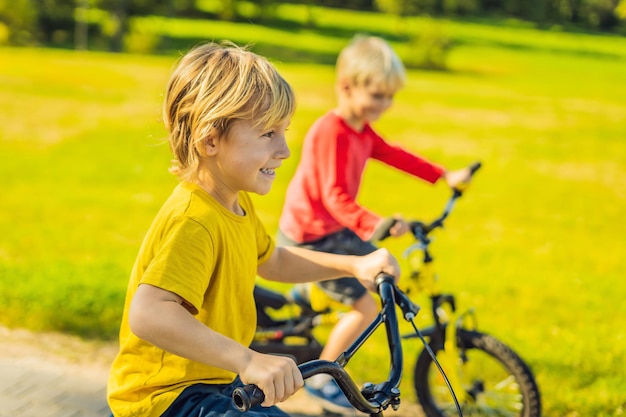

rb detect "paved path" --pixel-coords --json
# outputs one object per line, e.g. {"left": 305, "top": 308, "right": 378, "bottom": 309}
{"left": 0, "top": 326, "right": 423, "bottom": 417}
{"left": 0, "top": 326, "right": 114, "bottom": 417}
{"left": 0, "top": 358, "right": 109, "bottom": 417}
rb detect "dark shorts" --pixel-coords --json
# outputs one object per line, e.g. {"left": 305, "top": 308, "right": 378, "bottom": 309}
{"left": 160, "top": 378, "right": 290, "bottom": 417}
{"left": 277, "top": 228, "right": 377, "bottom": 306}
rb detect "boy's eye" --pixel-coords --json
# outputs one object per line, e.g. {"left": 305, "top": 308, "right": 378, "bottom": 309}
{"left": 262, "top": 131, "right": 275, "bottom": 138}
{"left": 372, "top": 93, "right": 392, "bottom": 100}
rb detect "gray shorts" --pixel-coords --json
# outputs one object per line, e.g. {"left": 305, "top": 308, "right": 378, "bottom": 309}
{"left": 277, "top": 229, "right": 377, "bottom": 306}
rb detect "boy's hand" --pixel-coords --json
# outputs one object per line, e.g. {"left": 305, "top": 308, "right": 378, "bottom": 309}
{"left": 370, "top": 216, "right": 409, "bottom": 241}
{"left": 443, "top": 168, "right": 472, "bottom": 190}
{"left": 239, "top": 351, "right": 303, "bottom": 406}
{"left": 389, "top": 215, "right": 409, "bottom": 237}
{"left": 353, "top": 248, "right": 400, "bottom": 291}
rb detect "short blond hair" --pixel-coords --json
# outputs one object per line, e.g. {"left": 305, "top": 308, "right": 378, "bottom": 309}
{"left": 164, "top": 41, "right": 296, "bottom": 182}
{"left": 336, "top": 35, "right": 406, "bottom": 91}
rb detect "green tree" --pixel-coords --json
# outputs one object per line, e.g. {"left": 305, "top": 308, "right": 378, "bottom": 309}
{"left": 442, "top": 0, "right": 479, "bottom": 14}
{"left": 581, "top": 0, "right": 621, "bottom": 28}
{"left": 617, "top": 0, "right": 626, "bottom": 17}
{"left": 0, "top": 0, "right": 38, "bottom": 45}
{"left": 34, "top": 0, "right": 75, "bottom": 45}
{"left": 375, "top": 0, "right": 438, "bottom": 15}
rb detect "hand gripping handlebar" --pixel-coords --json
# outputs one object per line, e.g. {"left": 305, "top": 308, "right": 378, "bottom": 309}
{"left": 232, "top": 274, "right": 419, "bottom": 414}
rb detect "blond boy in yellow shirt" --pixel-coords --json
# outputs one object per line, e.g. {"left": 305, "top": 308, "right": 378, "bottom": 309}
{"left": 106, "top": 41, "right": 400, "bottom": 417}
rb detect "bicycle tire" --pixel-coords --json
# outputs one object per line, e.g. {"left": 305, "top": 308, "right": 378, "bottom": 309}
{"left": 414, "top": 329, "right": 541, "bottom": 417}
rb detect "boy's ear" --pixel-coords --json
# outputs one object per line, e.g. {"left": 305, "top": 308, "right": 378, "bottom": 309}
{"left": 337, "top": 78, "right": 353, "bottom": 95}
{"left": 200, "top": 133, "right": 218, "bottom": 156}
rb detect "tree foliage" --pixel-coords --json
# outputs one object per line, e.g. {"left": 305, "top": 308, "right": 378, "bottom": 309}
{"left": 0, "top": 0, "right": 37, "bottom": 45}
{"left": 0, "top": 0, "right": 623, "bottom": 50}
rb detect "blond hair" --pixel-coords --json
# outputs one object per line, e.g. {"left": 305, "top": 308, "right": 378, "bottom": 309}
{"left": 336, "top": 35, "right": 406, "bottom": 91}
{"left": 164, "top": 41, "right": 296, "bottom": 182}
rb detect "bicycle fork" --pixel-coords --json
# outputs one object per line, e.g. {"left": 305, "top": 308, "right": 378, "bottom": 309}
{"left": 432, "top": 297, "right": 473, "bottom": 405}
{"left": 404, "top": 251, "right": 480, "bottom": 407}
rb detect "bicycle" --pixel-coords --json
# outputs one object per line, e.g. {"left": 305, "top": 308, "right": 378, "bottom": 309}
{"left": 250, "top": 162, "right": 542, "bottom": 417}
{"left": 234, "top": 273, "right": 424, "bottom": 416}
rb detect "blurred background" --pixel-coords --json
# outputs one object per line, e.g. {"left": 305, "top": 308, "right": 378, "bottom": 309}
{"left": 1, "top": 1, "right": 625, "bottom": 416}
{"left": 1, "top": 0, "right": 626, "bottom": 53}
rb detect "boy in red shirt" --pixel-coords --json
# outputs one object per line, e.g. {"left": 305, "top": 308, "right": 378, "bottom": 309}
{"left": 278, "top": 35, "right": 471, "bottom": 415}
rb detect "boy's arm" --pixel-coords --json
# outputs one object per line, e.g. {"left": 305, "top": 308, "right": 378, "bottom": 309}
{"left": 129, "top": 283, "right": 303, "bottom": 406}
{"left": 371, "top": 136, "right": 445, "bottom": 184}
{"left": 257, "top": 246, "right": 400, "bottom": 288}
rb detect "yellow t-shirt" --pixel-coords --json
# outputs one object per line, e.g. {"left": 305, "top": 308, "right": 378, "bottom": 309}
{"left": 107, "top": 182, "right": 275, "bottom": 417}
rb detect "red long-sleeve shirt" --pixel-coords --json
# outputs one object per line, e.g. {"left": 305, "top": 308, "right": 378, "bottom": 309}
{"left": 279, "top": 112, "right": 445, "bottom": 242}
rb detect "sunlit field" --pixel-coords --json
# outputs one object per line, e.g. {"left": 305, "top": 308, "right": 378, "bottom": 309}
{"left": 1, "top": 7, "right": 625, "bottom": 416}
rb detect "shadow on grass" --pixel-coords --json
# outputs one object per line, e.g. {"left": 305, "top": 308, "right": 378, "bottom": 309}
{"left": 153, "top": 20, "right": 624, "bottom": 71}
{"left": 158, "top": 36, "right": 339, "bottom": 66}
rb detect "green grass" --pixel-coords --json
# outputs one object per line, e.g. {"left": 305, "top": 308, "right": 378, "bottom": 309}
{"left": 1, "top": 7, "right": 625, "bottom": 416}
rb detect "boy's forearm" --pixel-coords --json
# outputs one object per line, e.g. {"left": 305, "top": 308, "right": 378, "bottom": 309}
{"left": 258, "top": 246, "right": 357, "bottom": 283}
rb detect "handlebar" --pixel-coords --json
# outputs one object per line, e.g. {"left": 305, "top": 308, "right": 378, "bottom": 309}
{"left": 451, "top": 160, "right": 481, "bottom": 198}
{"left": 232, "top": 273, "right": 419, "bottom": 414}
{"left": 372, "top": 161, "right": 481, "bottom": 241}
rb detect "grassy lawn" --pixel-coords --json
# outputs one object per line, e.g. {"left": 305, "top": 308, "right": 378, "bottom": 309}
{"left": 1, "top": 7, "right": 625, "bottom": 416}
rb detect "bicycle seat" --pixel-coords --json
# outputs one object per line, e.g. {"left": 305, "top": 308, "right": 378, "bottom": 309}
{"left": 254, "top": 285, "right": 288, "bottom": 310}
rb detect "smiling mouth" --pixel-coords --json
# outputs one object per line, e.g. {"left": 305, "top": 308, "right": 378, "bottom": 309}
{"left": 260, "top": 168, "right": 275, "bottom": 175}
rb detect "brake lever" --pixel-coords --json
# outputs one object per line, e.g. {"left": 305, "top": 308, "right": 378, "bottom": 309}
{"left": 394, "top": 286, "right": 420, "bottom": 320}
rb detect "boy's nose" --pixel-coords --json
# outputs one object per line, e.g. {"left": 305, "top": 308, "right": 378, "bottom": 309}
{"left": 276, "top": 137, "right": 291, "bottom": 159}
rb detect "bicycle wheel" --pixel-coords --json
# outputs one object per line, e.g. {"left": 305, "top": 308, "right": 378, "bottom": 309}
{"left": 414, "top": 329, "right": 541, "bottom": 417}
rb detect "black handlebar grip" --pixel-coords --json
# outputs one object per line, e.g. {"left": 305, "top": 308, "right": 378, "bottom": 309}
{"left": 232, "top": 384, "right": 265, "bottom": 412}
{"left": 375, "top": 272, "right": 396, "bottom": 287}
{"left": 469, "top": 161, "right": 482, "bottom": 175}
